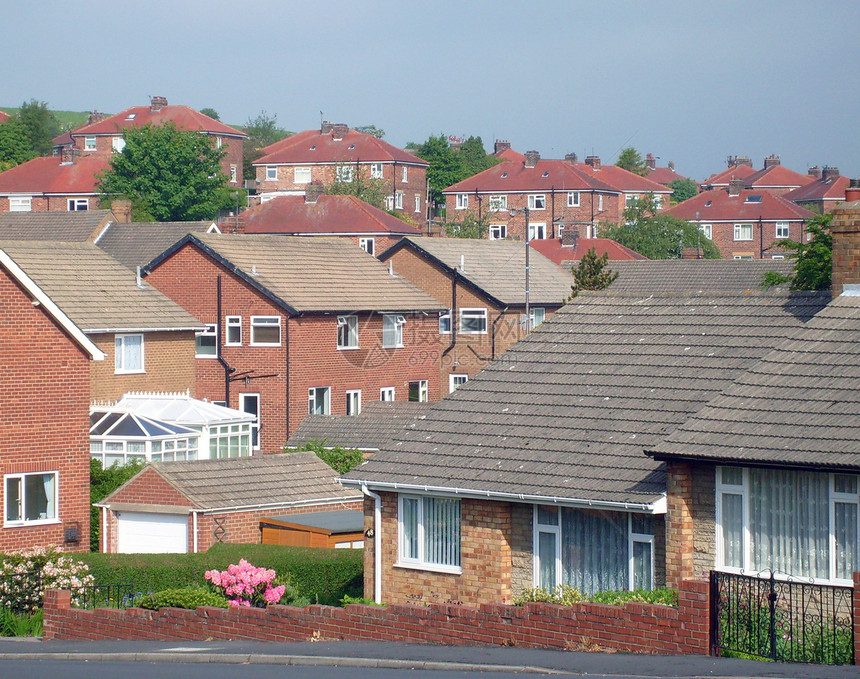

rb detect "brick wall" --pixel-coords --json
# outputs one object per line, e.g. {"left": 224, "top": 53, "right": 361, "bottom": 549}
{"left": 0, "top": 195, "right": 102, "bottom": 215}
{"left": 831, "top": 201, "right": 860, "bottom": 297}
{"left": 665, "top": 461, "right": 716, "bottom": 588}
{"left": 89, "top": 331, "right": 197, "bottom": 401}
{"left": 43, "top": 579, "right": 711, "bottom": 655}
{"left": 705, "top": 220, "right": 804, "bottom": 260}
{"left": 510, "top": 503, "right": 533, "bottom": 595}
{"left": 0, "top": 266, "right": 92, "bottom": 553}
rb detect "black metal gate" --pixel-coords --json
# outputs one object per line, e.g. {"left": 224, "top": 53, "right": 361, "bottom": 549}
{"left": 710, "top": 570, "right": 854, "bottom": 665}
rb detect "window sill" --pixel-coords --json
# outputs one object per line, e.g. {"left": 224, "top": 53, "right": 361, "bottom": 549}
{"left": 382, "top": 344, "right": 404, "bottom": 350}
{"left": 5, "top": 518, "right": 61, "bottom": 528}
{"left": 337, "top": 346, "right": 360, "bottom": 351}
{"left": 196, "top": 355, "right": 218, "bottom": 359}
{"left": 249, "top": 343, "right": 281, "bottom": 347}
{"left": 115, "top": 369, "right": 145, "bottom": 375}
{"left": 394, "top": 561, "right": 462, "bottom": 576}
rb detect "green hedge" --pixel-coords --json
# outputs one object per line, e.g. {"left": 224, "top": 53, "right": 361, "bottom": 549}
{"left": 76, "top": 544, "right": 363, "bottom": 606}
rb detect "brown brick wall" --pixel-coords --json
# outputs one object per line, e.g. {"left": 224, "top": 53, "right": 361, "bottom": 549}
{"left": 89, "top": 331, "right": 197, "bottom": 402}
{"left": 0, "top": 195, "right": 102, "bottom": 216}
{"left": 0, "top": 266, "right": 92, "bottom": 553}
{"left": 665, "top": 461, "right": 716, "bottom": 587}
{"left": 703, "top": 220, "right": 804, "bottom": 260}
{"left": 831, "top": 202, "right": 860, "bottom": 297}
{"left": 43, "top": 579, "right": 713, "bottom": 655}
{"left": 510, "top": 502, "right": 533, "bottom": 595}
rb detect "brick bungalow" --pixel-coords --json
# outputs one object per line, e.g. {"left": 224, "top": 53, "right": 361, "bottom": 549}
{"left": 340, "top": 261, "right": 830, "bottom": 605}
{"left": 0, "top": 246, "right": 105, "bottom": 552}
{"left": 143, "top": 233, "right": 445, "bottom": 452}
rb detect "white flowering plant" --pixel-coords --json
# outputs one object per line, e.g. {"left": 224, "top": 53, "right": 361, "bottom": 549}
{"left": 0, "top": 547, "right": 94, "bottom": 613}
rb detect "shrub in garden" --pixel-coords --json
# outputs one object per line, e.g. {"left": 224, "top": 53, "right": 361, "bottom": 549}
{"left": 137, "top": 588, "right": 228, "bottom": 610}
{"left": 205, "top": 559, "right": 285, "bottom": 607}
{"left": 0, "top": 547, "right": 94, "bottom": 613}
{"left": 513, "top": 586, "right": 678, "bottom": 608}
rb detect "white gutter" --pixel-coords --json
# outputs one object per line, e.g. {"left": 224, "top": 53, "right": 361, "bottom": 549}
{"left": 361, "top": 483, "right": 383, "bottom": 605}
{"left": 193, "top": 496, "right": 358, "bottom": 516}
{"left": 83, "top": 326, "right": 207, "bottom": 333}
{"left": 192, "top": 510, "right": 198, "bottom": 553}
{"left": 341, "top": 479, "right": 661, "bottom": 514}
{"left": 101, "top": 506, "right": 108, "bottom": 552}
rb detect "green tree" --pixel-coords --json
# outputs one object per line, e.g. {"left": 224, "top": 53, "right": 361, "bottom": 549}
{"left": 762, "top": 213, "right": 832, "bottom": 291}
{"left": 90, "top": 458, "right": 144, "bottom": 551}
{"left": 354, "top": 124, "right": 385, "bottom": 138}
{"left": 601, "top": 195, "right": 721, "bottom": 259}
{"left": 416, "top": 134, "right": 462, "bottom": 208}
{"left": 324, "top": 163, "right": 390, "bottom": 209}
{"left": 97, "top": 122, "right": 232, "bottom": 221}
{"left": 570, "top": 248, "right": 619, "bottom": 298}
{"left": 442, "top": 212, "right": 489, "bottom": 239}
{"left": 199, "top": 107, "right": 220, "bottom": 121}
{"left": 615, "top": 147, "right": 648, "bottom": 176}
{"left": 17, "top": 99, "right": 61, "bottom": 156}
{"left": 289, "top": 440, "right": 364, "bottom": 475}
{"left": 242, "top": 110, "right": 290, "bottom": 180}
{"left": 458, "top": 136, "right": 501, "bottom": 178}
{"left": 667, "top": 178, "right": 698, "bottom": 204}
{"left": 0, "top": 117, "right": 36, "bottom": 170}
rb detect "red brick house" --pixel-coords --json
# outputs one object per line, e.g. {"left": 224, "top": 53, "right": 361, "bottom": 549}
{"left": 700, "top": 155, "right": 758, "bottom": 190}
{"left": 740, "top": 155, "right": 816, "bottom": 196}
{"left": 143, "top": 233, "right": 445, "bottom": 452}
{"left": 529, "top": 231, "right": 647, "bottom": 267}
{"left": 227, "top": 189, "right": 421, "bottom": 256}
{"left": 644, "top": 154, "right": 689, "bottom": 187}
{"left": 56, "top": 97, "right": 246, "bottom": 184}
{"left": 0, "top": 246, "right": 105, "bottom": 553}
{"left": 665, "top": 179, "right": 816, "bottom": 259}
{"left": 785, "top": 166, "right": 849, "bottom": 213}
{"left": 379, "top": 236, "right": 573, "bottom": 395}
{"left": 96, "top": 452, "right": 362, "bottom": 553}
{"left": 442, "top": 151, "right": 670, "bottom": 242}
{"left": 253, "top": 123, "right": 429, "bottom": 228}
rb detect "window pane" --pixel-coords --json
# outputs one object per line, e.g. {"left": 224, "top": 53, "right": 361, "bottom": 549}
{"left": 537, "top": 505, "right": 558, "bottom": 526}
{"left": 631, "top": 513, "right": 655, "bottom": 535}
{"left": 6, "top": 478, "right": 20, "bottom": 521}
{"left": 423, "top": 497, "right": 460, "bottom": 567}
{"left": 24, "top": 473, "right": 52, "bottom": 521}
{"left": 834, "top": 475, "right": 858, "bottom": 495}
{"left": 721, "top": 466, "right": 743, "bottom": 486}
{"left": 561, "top": 508, "right": 627, "bottom": 594}
{"left": 835, "top": 502, "right": 859, "bottom": 580}
{"left": 401, "top": 498, "right": 418, "bottom": 560}
{"left": 632, "top": 540, "right": 652, "bottom": 590}
{"left": 538, "top": 531, "right": 557, "bottom": 590}
{"left": 721, "top": 492, "right": 743, "bottom": 568}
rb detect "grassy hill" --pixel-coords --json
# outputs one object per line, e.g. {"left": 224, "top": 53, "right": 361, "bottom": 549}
{"left": 0, "top": 107, "right": 92, "bottom": 132}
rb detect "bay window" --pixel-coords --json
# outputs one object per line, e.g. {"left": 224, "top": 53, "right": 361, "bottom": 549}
{"left": 399, "top": 495, "right": 461, "bottom": 571}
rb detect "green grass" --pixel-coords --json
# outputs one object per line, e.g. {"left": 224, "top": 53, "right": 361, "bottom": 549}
{"left": 0, "top": 107, "right": 91, "bottom": 131}
{"left": 0, "top": 609, "right": 42, "bottom": 637}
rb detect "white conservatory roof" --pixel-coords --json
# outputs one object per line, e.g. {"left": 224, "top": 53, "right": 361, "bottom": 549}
{"left": 107, "top": 391, "right": 255, "bottom": 427}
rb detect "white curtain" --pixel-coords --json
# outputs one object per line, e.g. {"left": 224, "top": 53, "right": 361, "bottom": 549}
{"left": 561, "top": 508, "right": 627, "bottom": 594}
{"left": 43, "top": 474, "right": 55, "bottom": 520}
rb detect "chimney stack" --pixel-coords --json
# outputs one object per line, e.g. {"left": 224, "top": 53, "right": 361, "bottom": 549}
{"left": 645, "top": 153, "right": 656, "bottom": 170}
{"left": 763, "top": 154, "right": 781, "bottom": 169}
{"left": 321, "top": 121, "right": 334, "bottom": 135}
{"left": 60, "top": 147, "right": 80, "bottom": 165}
{"left": 111, "top": 199, "right": 133, "bottom": 224}
{"left": 727, "top": 155, "right": 752, "bottom": 167}
{"left": 808, "top": 165, "right": 822, "bottom": 179}
{"left": 728, "top": 178, "right": 745, "bottom": 196}
{"left": 829, "top": 188, "right": 860, "bottom": 297}
{"left": 304, "top": 184, "right": 323, "bottom": 204}
{"left": 585, "top": 155, "right": 601, "bottom": 170}
{"left": 564, "top": 152, "right": 578, "bottom": 163}
{"left": 561, "top": 225, "right": 580, "bottom": 248}
{"left": 332, "top": 123, "right": 348, "bottom": 141}
{"left": 87, "top": 110, "right": 106, "bottom": 125}
{"left": 822, "top": 166, "right": 840, "bottom": 182}
{"left": 524, "top": 150, "right": 540, "bottom": 168}
{"left": 845, "top": 178, "right": 860, "bottom": 202}
{"left": 150, "top": 96, "right": 168, "bottom": 112}
{"left": 668, "top": 160, "right": 675, "bottom": 171}
{"left": 494, "top": 140, "right": 511, "bottom": 154}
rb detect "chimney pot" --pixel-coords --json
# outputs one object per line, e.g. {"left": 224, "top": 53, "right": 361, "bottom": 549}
{"left": 763, "top": 154, "right": 781, "bottom": 169}
{"left": 524, "top": 150, "right": 540, "bottom": 168}
{"left": 645, "top": 153, "right": 656, "bottom": 170}
{"left": 305, "top": 184, "right": 323, "bottom": 204}
{"left": 332, "top": 123, "right": 349, "bottom": 141}
{"left": 111, "top": 199, "right": 132, "bottom": 224}
{"left": 564, "top": 152, "right": 578, "bottom": 163}
{"left": 845, "top": 178, "right": 860, "bottom": 202}
{"left": 585, "top": 155, "right": 601, "bottom": 170}
{"left": 728, "top": 178, "right": 745, "bottom": 196}
{"left": 87, "top": 110, "right": 106, "bottom": 125}
{"left": 494, "top": 140, "right": 511, "bottom": 154}
{"left": 320, "top": 121, "right": 334, "bottom": 135}
{"left": 150, "top": 96, "right": 168, "bottom": 112}
{"left": 808, "top": 165, "right": 822, "bottom": 179}
{"left": 61, "top": 147, "right": 80, "bottom": 165}
{"left": 727, "top": 155, "right": 752, "bottom": 168}
{"left": 822, "top": 166, "right": 840, "bottom": 182}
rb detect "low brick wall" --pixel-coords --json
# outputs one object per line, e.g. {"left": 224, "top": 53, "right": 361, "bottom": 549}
{"left": 43, "top": 580, "right": 709, "bottom": 654}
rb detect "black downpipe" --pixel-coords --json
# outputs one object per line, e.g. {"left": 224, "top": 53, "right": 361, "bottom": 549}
{"left": 550, "top": 187, "right": 556, "bottom": 238}
{"left": 442, "top": 275, "right": 457, "bottom": 357}
{"left": 216, "top": 275, "right": 232, "bottom": 404}
{"left": 285, "top": 316, "right": 290, "bottom": 440}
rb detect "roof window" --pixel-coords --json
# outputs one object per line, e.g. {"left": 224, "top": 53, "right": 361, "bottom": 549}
{"left": 745, "top": 195, "right": 763, "bottom": 203}
{"left": 704, "top": 200, "right": 712, "bottom": 207}
{"left": 125, "top": 113, "right": 136, "bottom": 120}
{"left": 501, "top": 172, "right": 508, "bottom": 178}
{"left": 348, "top": 144, "right": 355, "bottom": 150}
{"left": 309, "top": 145, "right": 316, "bottom": 150}
{"left": 542, "top": 171, "right": 549, "bottom": 177}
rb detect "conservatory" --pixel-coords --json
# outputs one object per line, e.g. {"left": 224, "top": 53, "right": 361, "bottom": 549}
{"left": 90, "top": 392, "right": 256, "bottom": 465}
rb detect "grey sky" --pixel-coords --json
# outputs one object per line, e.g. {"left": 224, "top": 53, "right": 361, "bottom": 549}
{"left": 3, "top": 0, "right": 858, "bottom": 181}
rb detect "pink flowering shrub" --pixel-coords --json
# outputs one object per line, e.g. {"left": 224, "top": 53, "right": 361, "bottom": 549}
{"left": 0, "top": 547, "right": 94, "bottom": 613}
{"left": 204, "top": 559, "right": 286, "bottom": 608}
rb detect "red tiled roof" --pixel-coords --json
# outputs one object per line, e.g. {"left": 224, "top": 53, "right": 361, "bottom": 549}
{"left": 0, "top": 111, "right": 10, "bottom": 124}
{"left": 647, "top": 166, "right": 689, "bottom": 185}
{"left": 530, "top": 237, "right": 647, "bottom": 265}
{"left": 69, "top": 104, "right": 246, "bottom": 138}
{"left": 701, "top": 163, "right": 757, "bottom": 186}
{"left": 574, "top": 163, "right": 671, "bottom": 194}
{"left": 239, "top": 195, "right": 421, "bottom": 235}
{"left": 255, "top": 128, "right": 427, "bottom": 166}
{"left": 784, "top": 175, "right": 850, "bottom": 202}
{"left": 494, "top": 147, "right": 525, "bottom": 162}
{"left": 443, "top": 159, "right": 620, "bottom": 194}
{"left": 743, "top": 164, "right": 816, "bottom": 190}
{"left": 665, "top": 187, "right": 815, "bottom": 222}
{"left": 0, "top": 155, "right": 110, "bottom": 195}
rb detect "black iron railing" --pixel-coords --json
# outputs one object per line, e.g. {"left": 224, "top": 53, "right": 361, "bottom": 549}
{"left": 710, "top": 570, "right": 854, "bottom": 665}
{"left": 73, "top": 583, "right": 138, "bottom": 610}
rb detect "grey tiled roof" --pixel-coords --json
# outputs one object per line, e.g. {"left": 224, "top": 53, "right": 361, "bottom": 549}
{"left": 650, "top": 295, "right": 860, "bottom": 470}
{"left": 0, "top": 210, "right": 112, "bottom": 242}
{"left": 96, "top": 220, "right": 214, "bottom": 269}
{"left": 386, "top": 237, "right": 573, "bottom": 306}
{"left": 151, "top": 234, "right": 444, "bottom": 313}
{"left": 150, "top": 452, "right": 361, "bottom": 509}
{"left": 0, "top": 241, "right": 204, "bottom": 332}
{"left": 288, "top": 401, "right": 433, "bottom": 451}
{"left": 262, "top": 509, "right": 364, "bottom": 533}
{"left": 605, "top": 259, "right": 796, "bottom": 295}
{"left": 344, "top": 291, "right": 830, "bottom": 505}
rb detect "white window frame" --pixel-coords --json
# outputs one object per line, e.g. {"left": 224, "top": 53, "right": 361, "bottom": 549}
{"left": 489, "top": 224, "right": 507, "bottom": 240}
{"left": 414, "top": 194, "right": 421, "bottom": 213}
{"left": 215, "top": 136, "right": 223, "bottom": 149}
{"left": 530, "top": 307, "right": 546, "bottom": 330}
{"left": 629, "top": 514, "right": 655, "bottom": 591}
{"left": 397, "top": 494, "right": 462, "bottom": 573}
{"left": 250, "top": 316, "right": 281, "bottom": 346}
{"left": 775, "top": 222, "right": 790, "bottom": 239}
{"left": 370, "top": 163, "right": 384, "bottom": 180}
{"left": 567, "top": 191, "right": 580, "bottom": 207}
{"left": 380, "top": 386, "right": 395, "bottom": 401}
{"left": 409, "top": 379, "right": 428, "bottom": 402}
{"left": 699, "top": 224, "right": 712, "bottom": 239}
{"left": 653, "top": 194, "right": 663, "bottom": 209}
{"left": 382, "top": 314, "right": 406, "bottom": 348}
{"left": 528, "top": 222, "right": 547, "bottom": 240}
{"left": 533, "top": 505, "right": 562, "bottom": 590}
{"left": 734, "top": 223, "right": 754, "bottom": 241}
{"left": 112, "top": 136, "right": 126, "bottom": 153}
{"left": 67, "top": 198, "right": 88, "bottom": 211}
{"left": 265, "top": 166, "right": 278, "bottom": 181}
{"left": 527, "top": 194, "right": 546, "bottom": 210}
{"left": 455, "top": 194, "right": 468, "bottom": 210}
{"left": 598, "top": 194, "right": 604, "bottom": 211}
{"left": 9, "top": 196, "right": 32, "bottom": 212}
{"left": 225, "top": 316, "right": 242, "bottom": 346}
{"left": 459, "top": 308, "right": 487, "bottom": 334}
{"left": 308, "top": 387, "right": 331, "bottom": 415}
{"left": 239, "top": 392, "right": 261, "bottom": 450}
{"left": 337, "top": 315, "right": 359, "bottom": 349}
{"left": 401, "top": 166, "right": 408, "bottom": 183}
{"left": 439, "top": 309, "right": 451, "bottom": 334}
{"left": 84, "top": 136, "right": 97, "bottom": 152}
{"left": 4, "top": 472, "right": 58, "bottom": 526}
{"left": 359, "top": 237, "right": 375, "bottom": 256}
{"left": 230, "top": 165, "right": 238, "bottom": 183}
{"left": 114, "top": 333, "right": 144, "bottom": 374}
{"left": 195, "top": 323, "right": 218, "bottom": 358}
{"left": 346, "top": 389, "right": 362, "bottom": 416}
{"left": 488, "top": 195, "right": 507, "bottom": 212}
{"left": 294, "top": 167, "right": 311, "bottom": 184}
{"left": 336, "top": 165, "right": 354, "bottom": 183}
{"left": 625, "top": 193, "right": 638, "bottom": 207}
{"left": 449, "top": 374, "right": 468, "bottom": 391}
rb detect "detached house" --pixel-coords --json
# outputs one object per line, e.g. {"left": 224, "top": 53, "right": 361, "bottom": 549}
{"left": 442, "top": 151, "right": 670, "bottom": 242}
{"left": 0, "top": 246, "right": 105, "bottom": 552}
{"left": 143, "top": 234, "right": 445, "bottom": 451}
{"left": 253, "top": 122, "right": 429, "bottom": 228}
{"left": 379, "top": 237, "right": 573, "bottom": 394}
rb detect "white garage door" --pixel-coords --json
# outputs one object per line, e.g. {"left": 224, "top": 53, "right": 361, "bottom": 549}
{"left": 116, "top": 511, "right": 188, "bottom": 553}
